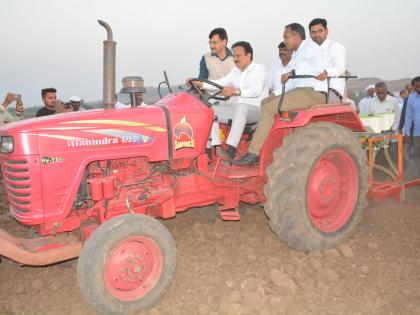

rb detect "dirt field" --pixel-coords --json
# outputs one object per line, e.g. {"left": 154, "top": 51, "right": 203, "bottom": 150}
{"left": 1, "top": 186, "right": 420, "bottom": 315}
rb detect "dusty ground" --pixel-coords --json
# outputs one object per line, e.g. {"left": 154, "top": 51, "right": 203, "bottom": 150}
{"left": 1, "top": 186, "right": 420, "bottom": 315}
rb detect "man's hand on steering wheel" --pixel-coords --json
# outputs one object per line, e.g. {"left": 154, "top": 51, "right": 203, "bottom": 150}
{"left": 220, "top": 86, "right": 239, "bottom": 97}
{"left": 186, "top": 78, "right": 203, "bottom": 89}
{"left": 187, "top": 78, "right": 231, "bottom": 105}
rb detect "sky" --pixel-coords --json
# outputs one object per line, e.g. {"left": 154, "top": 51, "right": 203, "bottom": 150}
{"left": 1, "top": 0, "right": 419, "bottom": 107}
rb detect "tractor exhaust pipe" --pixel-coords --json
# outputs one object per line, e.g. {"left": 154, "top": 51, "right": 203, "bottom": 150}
{"left": 98, "top": 20, "right": 116, "bottom": 109}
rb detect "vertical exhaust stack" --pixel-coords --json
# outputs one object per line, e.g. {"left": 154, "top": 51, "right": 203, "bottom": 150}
{"left": 98, "top": 20, "right": 116, "bottom": 109}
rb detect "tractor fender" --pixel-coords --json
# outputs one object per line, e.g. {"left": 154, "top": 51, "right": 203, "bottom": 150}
{"left": 272, "top": 105, "right": 365, "bottom": 132}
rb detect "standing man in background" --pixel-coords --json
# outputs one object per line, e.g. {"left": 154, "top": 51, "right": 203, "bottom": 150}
{"left": 1, "top": 92, "right": 24, "bottom": 125}
{"left": 368, "top": 81, "right": 400, "bottom": 131}
{"left": 309, "top": 18, "right": 346, "bottom": 103}
{"left": 36, "top": 88, "right": 58, "bottom": 117}
{"left": 199, "top": 28, "right": 235, "bottom": 80}
{"left": 358, "top": 84, "right": 375, "bottom": 114}
{"left": 69, "top": 96, "right": 85, "bottom": 111}
{"left": 404, "top": 76, "right": 420, "bottom": 166}
{"left": 399, "top": 79, "right": 415, "bottom": 134}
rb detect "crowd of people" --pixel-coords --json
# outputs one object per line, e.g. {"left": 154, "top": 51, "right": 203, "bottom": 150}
{"left": 0, "top": 77, "right": 147, "bottom": 126}
{"left": 356, "top": 80, "right": 419, "bottom": 135}
{"left": 0, "top": 87, "right": 84, "bottom": 126}
{"left": 35, "top": 88, "right": 85, "bottom": 117}
{"left": 1, "top": 18, "right": 419, "bottom": 164}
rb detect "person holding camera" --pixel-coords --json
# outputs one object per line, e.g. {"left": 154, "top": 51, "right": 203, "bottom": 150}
{"left": 36, "top": 87, "right": 58, "bottom": 117}
{"left": 1, "top": 92, "right": 24, "bottom": 125}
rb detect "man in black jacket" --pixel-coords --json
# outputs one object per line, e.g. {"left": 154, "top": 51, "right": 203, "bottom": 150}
{"left": 36, "top": 88, "right": 58, "bottom": 117}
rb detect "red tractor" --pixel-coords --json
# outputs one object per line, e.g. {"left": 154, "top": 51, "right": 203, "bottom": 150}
{"left": 0, "top": 21, "right": 368, "bottom": 315}
{"left": 0, "top": 81, "right": 368, "bottom": 314}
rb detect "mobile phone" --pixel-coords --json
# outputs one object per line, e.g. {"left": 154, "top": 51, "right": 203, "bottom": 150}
{"left": 14, "top": 94, "right": 21, "bottom": 101}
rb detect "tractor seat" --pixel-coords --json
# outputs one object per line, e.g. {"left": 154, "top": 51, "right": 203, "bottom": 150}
{"left": 215, "top": 117, "right": 257, "bottom": 135}
{"left": 226, "top": 118, "right": 257, "bottom": 135}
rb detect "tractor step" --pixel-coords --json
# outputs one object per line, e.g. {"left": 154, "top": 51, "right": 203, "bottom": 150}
{"left": 212, "top": 158, "right": 260, "bottom": 179}
{"left": 219, "top": 202, "right": 240, "bottom": 221}
{"left": 219, "top": 209, "right": 240, "bottom": 221}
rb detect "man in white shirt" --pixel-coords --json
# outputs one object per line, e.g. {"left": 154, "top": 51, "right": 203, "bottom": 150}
{"left": 192, "top": 41, "right": 267, "bottom": 160}
{"left": 266, "top": 42, "right": 293, "bottom": 96}
{"left": 309, "top": 18, "right": 346, "bottom": 103}
{"left": 358, "top": 85, "right": 375, "bottom": 114}
{"left": 69, "top": 96, "right": 86, "bottom": 111}
{"left": 115, "top": 77, "right": 148, "bottom": 108}
{"left": 115, "top": 92, "right": 147, "bottom": 108}
{"left": 235, "top": 23, "right": 326, "bottom": 165}
{"left": 369, "top": 81, "right": 400, "bottom": 130}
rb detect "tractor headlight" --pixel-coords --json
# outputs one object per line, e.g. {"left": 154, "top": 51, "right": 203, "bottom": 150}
{"left": 1, "top": 136, "right": 14, "bottom": 153}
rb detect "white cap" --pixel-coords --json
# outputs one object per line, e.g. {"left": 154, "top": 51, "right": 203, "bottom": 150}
{"left": 70, "top": 95, "right": 81, "bottom": 102}
{"left": 365, "top": 84, "right": 375, "bottom": 91}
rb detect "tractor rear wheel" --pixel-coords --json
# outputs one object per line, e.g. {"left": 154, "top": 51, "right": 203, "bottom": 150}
{"left": 77, "top": 214, "right": 176, "bottom": 315}
{"left": 264, "top": 122, "right": 368, "bottom": 252}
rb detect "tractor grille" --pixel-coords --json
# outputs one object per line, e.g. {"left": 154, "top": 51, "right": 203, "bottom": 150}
{"left": 3, "top": 158, "right": 32, "bottom": 214}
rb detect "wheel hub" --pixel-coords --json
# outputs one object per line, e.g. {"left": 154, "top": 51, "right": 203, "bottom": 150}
{"left": 319, "top": 177, "right": 338, "bottom": 203}
{"left": 307, "top": 149, "right": 358, "bottom": 233}
{"left": 104, "top": 236, "right": 162, "bottom": 301}
{"left": 109, "top": 249, "right": 149, "bottom": 290}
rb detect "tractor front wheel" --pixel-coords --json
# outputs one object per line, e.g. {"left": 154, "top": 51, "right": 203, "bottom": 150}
{"left": 264, "top": 122, "right": 368, "bottom": 252}
{"left": 77, "top": 214, "right": 176, "bottom": 315}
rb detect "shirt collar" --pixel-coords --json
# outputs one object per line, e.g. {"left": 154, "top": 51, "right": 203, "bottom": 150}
{"left": 237, "top": 61, "right": 255, "bottom": 73}
{"left": 320, "top": 38, "right": 330, "bottom": 49}
{"left": 211, "top": 47, "right": 232, "bottom": 61}
{"left": 295, "top": 40, "right": 306, "bottom": 54}
{"left": 375, "top": 95, "right": 391, "bottom": 103}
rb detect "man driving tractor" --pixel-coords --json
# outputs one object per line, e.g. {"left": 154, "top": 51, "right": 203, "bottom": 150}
{"left": 188, "top": 41, "right": 268, "bottom": 162}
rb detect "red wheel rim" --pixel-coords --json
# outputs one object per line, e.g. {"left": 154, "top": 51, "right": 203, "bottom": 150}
{"left": 307, "top": 149, "right": 358, "bottom": 233}
{"left": 104, "top": 236, "right": 163, "bottom": 301}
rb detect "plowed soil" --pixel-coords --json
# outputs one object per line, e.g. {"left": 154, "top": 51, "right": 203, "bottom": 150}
{"left": 1, "top": 186, "right": 420, "bottom": 315}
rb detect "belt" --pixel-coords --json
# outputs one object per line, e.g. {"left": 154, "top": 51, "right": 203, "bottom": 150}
{"left": 329, "top": 88, "right": 343, "bottom": 102}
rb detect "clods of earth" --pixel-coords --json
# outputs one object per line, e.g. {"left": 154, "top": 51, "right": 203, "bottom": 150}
{"left": 1, "top": 186, "right": 420, "bottom": 315}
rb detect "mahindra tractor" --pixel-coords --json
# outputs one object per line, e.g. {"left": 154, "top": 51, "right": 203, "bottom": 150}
{"left": 0, "top": 21, "right": 368, "bottom": 314}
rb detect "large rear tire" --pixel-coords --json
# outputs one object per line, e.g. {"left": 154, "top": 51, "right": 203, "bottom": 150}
{"left": 77, "top": 214, "right": 176, "bottom": 315}
{"left": 264, "top": 122, "right": 368, "bottom": 252}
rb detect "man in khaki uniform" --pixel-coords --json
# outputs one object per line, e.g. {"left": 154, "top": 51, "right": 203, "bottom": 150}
{"left": 235, "top": 23, "right": 327, "bottom": 165}
{"left": 0, "top": 92, "right": 24, "bottom": 125}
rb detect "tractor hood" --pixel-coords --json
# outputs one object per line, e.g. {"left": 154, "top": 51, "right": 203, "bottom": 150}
{"left": 0, "top": 92, "right": 214, "bottom": 161}
{"left": 0, "top": 106, "right": 165, "bottom": 134}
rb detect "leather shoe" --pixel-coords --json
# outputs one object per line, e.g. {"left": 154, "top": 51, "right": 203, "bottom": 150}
{"left": 233, "top": 152, "right": 259, "bottom": 166}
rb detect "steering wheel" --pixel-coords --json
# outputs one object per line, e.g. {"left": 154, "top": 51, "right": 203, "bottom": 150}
{"left": 188, "top": 78, "right": 230, "bottom": 105}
